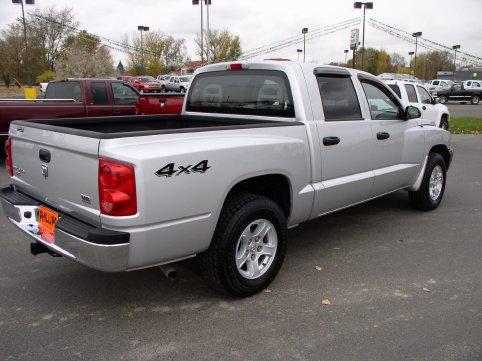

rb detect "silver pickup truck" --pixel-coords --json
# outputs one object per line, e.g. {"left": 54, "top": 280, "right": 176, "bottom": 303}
{"left": 1, "top": 61, "right": 453, "bottom": 297}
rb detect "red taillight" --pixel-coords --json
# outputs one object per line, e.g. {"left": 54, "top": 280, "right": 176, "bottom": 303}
{"left": 5, "top": 138, "right": 13, "bottom": 177}
{"left": 98, "top": 158, "right": 137, "bottom": 216}
{"left": 229, "top": 63, "right": 247, "bottom": 70}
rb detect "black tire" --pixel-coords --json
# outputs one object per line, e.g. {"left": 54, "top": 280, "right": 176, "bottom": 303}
{"left": 471, "top": 95, "right": 480, "bottom": 105}
{"left": 409, "top": 152, "right": 447, "bottom": 211}
{"left": 199, "top": 193, "right": 287, "bottom": 297}
{"left": 180, "top": 87, "right": 186, "bottom": 93}
{"left": 160, "top": 85, "right": 166, "bottom": 93}
{"left": 440, "top": 117, "right": 449, "bottom": 130}
{"left": 438, "top": 95, "right": 447, "bottom": 104}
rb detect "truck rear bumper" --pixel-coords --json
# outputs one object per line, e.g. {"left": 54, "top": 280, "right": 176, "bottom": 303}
{"left": 1, "top": 186, "right": 130, "bottom": 272}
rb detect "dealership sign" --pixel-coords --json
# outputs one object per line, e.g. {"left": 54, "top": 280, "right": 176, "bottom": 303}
{"left": 350, "top": 29, "right": 359, "bottom": 50}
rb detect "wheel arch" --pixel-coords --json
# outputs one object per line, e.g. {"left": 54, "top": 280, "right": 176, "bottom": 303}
{"left": 430, "top": 144, "right": 452, "bottom": 170}
{"left": 222, "top": 173, "right": 292, "bottom": 220}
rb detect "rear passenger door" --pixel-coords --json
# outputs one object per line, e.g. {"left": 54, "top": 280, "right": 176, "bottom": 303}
{"left": 311, "top": 68, "right": 375, "bottom": 216}
{"left": 359, "top": 77, "right": 425, "bottom": 196}
{"left": 86, "top": 81, "right": 113, "bottom": 117}
{"left": 416, "top": 85, "right": 438, "bottom": 124}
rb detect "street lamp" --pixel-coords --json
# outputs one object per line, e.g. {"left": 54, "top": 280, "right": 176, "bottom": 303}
{"left": 193, "top": 0, "right": 212, "bottom": 63}
{"left": 297, "top": 49, "right": 303, "bottom": 62}
{"left": 302, "top": 28, "right": 308, "bottom": 62}
{"left": 452, "top": 45, "right": 461, "bottom": 81}
{"left": 353, "top": 2, "right": 373, "bottom": 70}
{"left": 408, "top": 51, "right": 414, "bottom": 78}
{"left": 11, "top": 0, "right": 35, "bottom": 86}
{"left": 412, "top": 31, "right": 422, "bottom": 79}
{"left": 138, "top": 25, "right": 149, "bottom": 70}
{"left": 424, "top": 57, "right": 430, "bottom": 80}
{"left": 344, "top": 49, "right": 349, "bottom": 65}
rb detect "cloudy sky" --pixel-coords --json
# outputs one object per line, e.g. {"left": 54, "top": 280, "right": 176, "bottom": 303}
{"left": 1, "top": 0, "right": 481, "bottom": 67}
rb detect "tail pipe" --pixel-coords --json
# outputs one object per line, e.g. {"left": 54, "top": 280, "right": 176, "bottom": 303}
{"left": 158, "top": 264, "right": 177, "bottom": 281}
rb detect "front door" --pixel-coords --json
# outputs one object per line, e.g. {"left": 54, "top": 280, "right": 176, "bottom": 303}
{"left": 111, "top": 82, "right": 139, "bottom": 115}
{"left": 359, "top": 78, "right": 425, "bottom": 196}
{"left": 86, "top": 81, "right": 113, "bottom": 117}
{"left": 416, "top": 85, "right": 438, "bottom": 124}
{"left": 311, "top": 69, "right": 375, "bottom": 217}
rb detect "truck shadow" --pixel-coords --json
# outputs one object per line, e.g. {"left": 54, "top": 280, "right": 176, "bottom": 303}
{"left": 16, "top": 190, "right": 415, "bottom": 309}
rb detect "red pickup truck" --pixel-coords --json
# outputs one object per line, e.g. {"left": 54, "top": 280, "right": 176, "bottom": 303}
{"left": 0, "top": 79, "right": 140, "bottom": 142}
{"left": 135, "top": 93, "right": 185, "bottom": 115}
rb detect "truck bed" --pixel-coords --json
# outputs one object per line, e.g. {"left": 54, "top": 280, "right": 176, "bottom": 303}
{"left": 12, "top": 114, "right": 301, "bottom": 139}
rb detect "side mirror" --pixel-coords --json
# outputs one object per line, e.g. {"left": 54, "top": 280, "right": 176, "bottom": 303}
{"left": 405, "top": 106, "right": 421, "bottom": 120}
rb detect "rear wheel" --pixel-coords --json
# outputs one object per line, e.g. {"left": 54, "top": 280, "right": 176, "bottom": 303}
{"left": 160, "top": 85, "right": 166, "bottom": 93}
{"left": 439, "top": 117, "right": 449, "bottom": 130}
{"left": 409, "top": 153, "right": 447, "bottom": 211}
{"left": 180, "top": 86, "right": 186, "bottom": 93}
{"left": 200, "top": 193, "right": 287, "bottom": 297}
{"left": 439, "top": 95, "right": 447, "bottom": 104}
{"left": 471, "top": 95, "right": 480, "bottom": 105}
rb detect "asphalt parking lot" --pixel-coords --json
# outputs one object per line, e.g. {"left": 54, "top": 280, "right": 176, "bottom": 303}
{"left": 0, "top": 135, "right": 481, "bottom": 361}
{"left": 447, "top": 103, "right": 482, "bottom": 118}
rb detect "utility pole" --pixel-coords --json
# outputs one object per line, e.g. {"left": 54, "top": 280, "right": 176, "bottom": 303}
{"left": 206, "top": 0, "right": 212, "bottom": 63}
{"left": 452, "top": 45, "right": 461, "bottom": 81}
{"left": 412, "top": 31, "right": 422, "bottom": 79}
{"left": 302, "top": 28, "right": 308, "bottom": 62}
{"left": 408, "top": 51, "right": 414, "bottom": 78}
{"left": 297, "top": 49, "right": 303, "bottom": 62}
{"left": 354, "top": 2, "right": 373, "bottom": 70}
{"left": 138, "top": 26, "right": 149, "bottom": 71}
{"left": 192, "top": 0, "right": 204, "bottom": 62}
{"left": 344, "top": 49, "right": 349, "bottom": 65}
{"left": 12, "top": 0, "right": 35, "bottom": 86}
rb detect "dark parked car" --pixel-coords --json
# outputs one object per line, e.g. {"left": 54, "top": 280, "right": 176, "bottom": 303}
{"left": 435, "top": 83, "right": 481, "bottom": 105}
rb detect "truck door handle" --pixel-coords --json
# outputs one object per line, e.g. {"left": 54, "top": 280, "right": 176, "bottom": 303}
{"left": 113, "top": 109, "right": 121, "bottom": 114}
{"left": 377, "top": 132, "right": 390, "bottom": 140}
{"left": 323, "top": 136, "right": 340, "bottom": 146}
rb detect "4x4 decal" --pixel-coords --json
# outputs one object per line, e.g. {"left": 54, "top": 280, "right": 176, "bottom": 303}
{"left": 155, "top": 160, "right": 211, "bottom": 178}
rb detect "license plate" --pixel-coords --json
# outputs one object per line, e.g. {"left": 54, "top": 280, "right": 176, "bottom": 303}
{"left": 38, "top": 206, "right": 59, "bottom": 244}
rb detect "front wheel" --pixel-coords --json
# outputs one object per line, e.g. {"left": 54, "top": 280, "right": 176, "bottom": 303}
{"left": 200, "top": 194, "right": 287, "bottom": 297}
{"left": 439, "top": 95, "right": 447, "bottom": 104}
{"left": 471, "top": 95, "right": 480, "bottom": 105}
{"left": 409, "top": 153, "right": 447, "bottom": 211}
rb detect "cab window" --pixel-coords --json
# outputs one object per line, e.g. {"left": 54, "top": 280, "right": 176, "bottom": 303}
{"left": 387, "top": 84, "right": 401, "bottom": 98}
{"left": 316, "top": 75, "right": 362, "bottom": 121}
{"left": 360, "top": 80, "right": 402, "bottom": 120}
{"left": 417, "top": 86, "right": 432, "bottom": 104}
{"left": 404, "top": 84, "right": 418, "bottom": 103}
{"left": 111, "top": 82, "right": 139, "bottom": 105}
{"left": 91, "top": 82, "right": 109, "bottom": 105}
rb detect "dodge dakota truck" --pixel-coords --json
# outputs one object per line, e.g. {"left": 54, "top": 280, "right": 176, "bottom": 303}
{"left": 1, "top": 61, "right": 453, "bottom": 297}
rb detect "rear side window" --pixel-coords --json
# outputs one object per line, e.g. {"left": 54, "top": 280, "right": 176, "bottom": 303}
{"left": 432, "top": 81, "right": 440, "bottom": 86}
{"left": 91, "top": 82, "right": 109, "bottom": 105}
{"left": 316, "top": 75, "right": 362, "bottom": 121}
{"left": 186, "top": 70, "right": 295, "bottom": 118}
{"left": 45, "top": 81, "right": 82, "bottom": 101}
{"left": 404, "top": 84, "right": 418, "bottom": 103}
{"left": 388, "top": 84, "right": 401, "bottom": 98}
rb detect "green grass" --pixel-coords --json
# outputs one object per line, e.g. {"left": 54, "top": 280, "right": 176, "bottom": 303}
{"left": 450, "top": 117, "right": 482, "bottom": 134}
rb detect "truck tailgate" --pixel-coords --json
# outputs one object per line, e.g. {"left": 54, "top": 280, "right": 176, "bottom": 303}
{"left": 9, "top": 124, "right": 101, "bottom": 224}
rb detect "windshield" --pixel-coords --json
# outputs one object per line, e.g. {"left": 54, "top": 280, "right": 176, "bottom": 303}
{"left": 140, "top": 76, "right": 156, "bottom": 82}
{"left": 186, "top": 70, "right": 295, "bottom": 118}
{"left": 180, "top": 77, "right": 191, "bottom": 82}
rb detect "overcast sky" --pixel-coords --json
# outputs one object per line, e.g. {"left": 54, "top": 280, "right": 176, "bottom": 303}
{"left": 1, "top": 0, "right": 481, "bottom": 67}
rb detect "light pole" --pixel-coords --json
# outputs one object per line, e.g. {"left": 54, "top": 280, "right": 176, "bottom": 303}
{"left": 297, "top": 49, "right": 303, "bottom": 62}
{"left": 452, "top": 44, "right": 460, "bottom": 81}
{"left": 12, "top": 0, "right": 35, "bottom": 86}
{"left": 344, "top": 49, "right": 349, "bottom": 65}
{"left": 354, "top": 2, "right": 373, "bottom": 70}
{"left": 408, "top": 51, "right": 414, "bottom": 78}
{"left": 206, "top": 0, "right": 212, "bottom": 63}
{"left": 412, "top": 31, "right": 422, "bottom": 79}
{"left": 192, "top": 0, "right": 204, "bottom": 62}
{"left": 424, "top": 57, "right": 430, "bottom": 80}
{"left": 138, "top": 25, "right": 149, "bottom": 71}
{"left": 302, "top": 28, "right": 308, "bottom": 62}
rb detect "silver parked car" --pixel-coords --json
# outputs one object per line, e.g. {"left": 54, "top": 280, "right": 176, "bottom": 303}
{"left": 1, "top": 61, "right": 453, "bottom": 297}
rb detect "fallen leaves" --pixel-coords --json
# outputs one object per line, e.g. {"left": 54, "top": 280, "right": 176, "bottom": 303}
{"left": 315, "top": 265, "right": 323, "bottom": 271}
{"left": 422, "top": 287, "right": 431, "bottom": 293}
{"left": 321, "top": 299, "right": 332, "bottom": 306}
